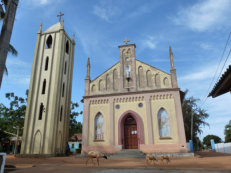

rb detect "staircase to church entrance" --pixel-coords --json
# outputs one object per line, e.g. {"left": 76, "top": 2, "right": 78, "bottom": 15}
{"left": 109, "top": 149, "right": 145, "bottom": 158}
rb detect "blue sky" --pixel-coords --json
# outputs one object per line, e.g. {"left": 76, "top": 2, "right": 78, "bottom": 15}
{"left": 1, "top": 0, "right": 231, "bottom": 141}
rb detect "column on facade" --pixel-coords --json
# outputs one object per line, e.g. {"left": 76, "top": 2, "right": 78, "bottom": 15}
{"left": 82, "top": 99, "right": 90, "bottom": 150}
{"left": 173, "top": 91, "right": 186, "bottom": 144}
{"left": 144, "top": 95, "right": 154, "bottom": 144}
{"left": 109, "top": 98, "right": 115, "bottom": 145}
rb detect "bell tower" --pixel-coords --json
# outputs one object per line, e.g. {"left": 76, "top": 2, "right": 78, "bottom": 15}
{"left": 21, "top": 21, "right": 75, "bottom": 156}
{"left": 119, "top": 39, "right": 137, "bottom": 92}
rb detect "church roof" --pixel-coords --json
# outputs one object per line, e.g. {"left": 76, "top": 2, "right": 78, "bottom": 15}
{"left": 208, "top": 65, "right": 231, "bottom": 98}
{"left": 43, "top": 22, "right": 63, "bottom": 33}
{"left": 91, "top": 62, "right": 119, "bottom": 82}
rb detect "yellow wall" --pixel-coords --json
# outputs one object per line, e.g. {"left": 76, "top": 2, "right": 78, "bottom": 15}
{"left": 151, "top": 98, "right": 179, "bottom": 144}
{"left": 88, "top": 103, "right": 110, "bottom": 146}
{"left": 88, "top": 95, "right": 179, "bottom": 147}
{"left": 136, "top": 60, "right": 172, "bottom": 90}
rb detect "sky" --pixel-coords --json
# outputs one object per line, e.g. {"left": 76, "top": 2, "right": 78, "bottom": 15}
{"left": 1, "top": 0, "right": 231, "bottom": 141}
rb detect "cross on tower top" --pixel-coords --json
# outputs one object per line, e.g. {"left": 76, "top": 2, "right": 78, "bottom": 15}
{"left": 123, "top": 38, "right": 130, "bottom": 45}
{"left": 57, "top": 12, "right": 64, "bottom": 22}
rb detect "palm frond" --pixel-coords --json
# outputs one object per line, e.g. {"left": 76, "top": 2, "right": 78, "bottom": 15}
{"left": 8, "top": 44, "right": 18, "bottom": 56}
{"left": 2, "top": 0, "right": 8, "bottom": 7}
{"left": 0, "top": 4, "right": 5, "bottom": 19}
{"left": 4, "top": 65, "right": 8, "bottom": 75}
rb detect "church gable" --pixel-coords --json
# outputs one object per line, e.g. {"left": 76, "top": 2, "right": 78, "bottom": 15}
{"left": 86, "top": 43, "right": 177, "bottom": 96}
{"left": 136, "top": 60, "right": 172, "bottom": 91}
{"left": 90, "top": 62, "right": 120, "bottom": 95}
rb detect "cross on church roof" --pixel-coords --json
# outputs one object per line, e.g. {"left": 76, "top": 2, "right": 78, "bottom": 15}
{"left": 123, "top": 38, "right": 130, "bottom": 45}
{"left": 57, "top": 12, "right": 64, "bottom": 22}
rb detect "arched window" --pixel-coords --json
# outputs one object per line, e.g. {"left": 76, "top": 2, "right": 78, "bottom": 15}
{"left": 45, "top": 57, "right": 49, "bottom": 71}
{"left": 64, "top": 61, "right": 67, "bottom": 74}
{"left": 95, "top": 113, "right": 104, "bottom": 140}
{"left": 39, "top": 103, "right": 44, "bottom": 120}
{"left": 138, "top": 66, "right": 144, "bottom": 88}
{"left": 113, "top": 69, "right": 119, "bottom": 90}
{"left": 65, "top": 41, "right": 69, "bottom": 54}
{"left": 106, "top": 74, "right": 111, "bottom": 90}
{"left": 158, "top": 108, "right": 170, "bottom": 137}
{"left": 99, "top": 79, "right": 104, "bottom": 91}
{"left": 60, "top": 106, "right": 63, "bottom": 122}
{"left": 62, "top": 83, "right": 65, "bottom": 97}
{"left": 42, "top": 79, "right": 46, "bottom": 94}
{"left": 146, "top": 70, "right": 152, "bottom": 87}
{"left": 163, "top": 77, "right": 169, "bottom": 87}
{"left": 155, "top": 74, "right": 161, "bottom": 87}
{"left": 46, "top": 35, "right": 52, "bottom": 49}
{"left": 91, "top": 84, "right": 96, "bottom": 93}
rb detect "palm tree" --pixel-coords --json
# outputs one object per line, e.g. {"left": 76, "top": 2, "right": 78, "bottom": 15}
{"left": 0, "top": 0, "right": 19, "bottom": 87}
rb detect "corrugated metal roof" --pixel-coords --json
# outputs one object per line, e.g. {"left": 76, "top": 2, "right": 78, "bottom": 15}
{"left": 209, "top": 65, "right": 231, "bottom": 97}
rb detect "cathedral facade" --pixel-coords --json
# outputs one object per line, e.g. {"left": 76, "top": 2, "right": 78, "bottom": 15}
{"left": 82, "top": 43, "right": 187, "bottom": 154}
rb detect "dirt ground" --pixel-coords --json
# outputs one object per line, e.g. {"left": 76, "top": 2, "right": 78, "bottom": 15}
{"left": 4, "top": 151, "right": 231, "bottom": 172}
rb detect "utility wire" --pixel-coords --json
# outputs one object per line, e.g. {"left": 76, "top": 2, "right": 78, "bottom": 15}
{"left": 200, "top": 31, "right": 231, "bottom": 107}
{"left": 215, "top": 45, "right": 231, "bottom": 84}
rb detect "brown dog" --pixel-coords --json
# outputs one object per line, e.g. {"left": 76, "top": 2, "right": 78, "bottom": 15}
{"left": 160, "top": 155, "right": 170, "bottom": 164}
{"left": 146, "top": 154, "right": 158, "bottom": 166}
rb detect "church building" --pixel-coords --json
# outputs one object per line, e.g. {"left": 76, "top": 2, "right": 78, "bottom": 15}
{"left": 82, "top": 41, "right": 187, "bottom": 154}
{"left": 21, "top": 21, "right": 75, "bottom": 156}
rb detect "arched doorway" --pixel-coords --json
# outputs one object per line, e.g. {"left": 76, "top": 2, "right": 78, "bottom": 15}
{"left": 124, "top": 115, "right": 138, "bottom": 149}
{"left": 118, "top": 110, "right": 144, "bottom": 149}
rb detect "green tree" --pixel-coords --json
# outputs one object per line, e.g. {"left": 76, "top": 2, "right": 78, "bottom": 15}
{"left": 69, "top": 101, "right": 83, "bottom": 137}
{"left": 182, "top": 90, "right": 209, "bottom": 144}
{"left": 0, "top": 91, "right": 27, "bottom": 135}
{"left": 224, "top": 120, "right": 231, "bottom": 142}
{"left": 0, "top": 90, "right": 27, "bottom": 151}
{"left": 203, "top": 134, "right": 222, "bottom": 148}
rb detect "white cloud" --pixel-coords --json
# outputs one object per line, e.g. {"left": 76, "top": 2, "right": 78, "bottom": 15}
{"left": 199, "top": 43, "right": 212, "bottom": 50}
{"left": 3, "top": 74, "right": 30, "bottom": 86}
{"left": 173, "top": 0, "right": 231, "bottom": 31}
{"left": 126, "top": 4, "right": 152, "bottom": 19}
{"left": 141, "top": 36, "right": 158, "bottom": 50}
{"left": 6, "top": 58, "right": 30, "bottom": 68}
{"left": 24, "top": 0, "right": 64, "bottom": 6}
{"left": 93, "top": 1, "right": 120, "bottom": 23}
{"left": 4, "top": 57, "right": 31, "bottom": 86}
{"left": 179, "top": 66, "right": 215, "bottom": 81}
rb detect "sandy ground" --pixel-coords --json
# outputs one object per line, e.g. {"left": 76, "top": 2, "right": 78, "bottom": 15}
{"left": 4, "top": 151, "right": 231, "bottom": 172}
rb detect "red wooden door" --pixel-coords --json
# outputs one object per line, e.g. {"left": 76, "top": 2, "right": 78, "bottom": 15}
{"left": 124, "top": 116, "right": 138, "bottom": 149}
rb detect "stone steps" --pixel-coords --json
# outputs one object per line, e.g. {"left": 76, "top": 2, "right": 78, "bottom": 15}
{"left": 109, "top": 149, "right": 145, "bottom": 158}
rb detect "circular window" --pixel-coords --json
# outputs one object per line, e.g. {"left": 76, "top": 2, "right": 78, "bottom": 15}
{"left": 115, "top": 104, "right": 120, "bottom": 109}
{"left": 138, "top": 103, "right": 143, "bottom": 108}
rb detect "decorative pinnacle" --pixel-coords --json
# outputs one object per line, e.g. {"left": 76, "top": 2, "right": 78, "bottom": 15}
{"left": 86, "top": 57, "right": 90, "bottom": 79}
{"left": 38, "top": 23, "right": 42, "bottom": 33}
{"left": 87, "top": 57, "right": 90, "bottom": 65}
{"left": 123, "top": 38, "right": 130, "bottom": 45}
{"left": 169, "top": 46, "right": 174, "bottom": 69}
{"left": 72, "top": 33, "right": 75, "bottom": 40}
